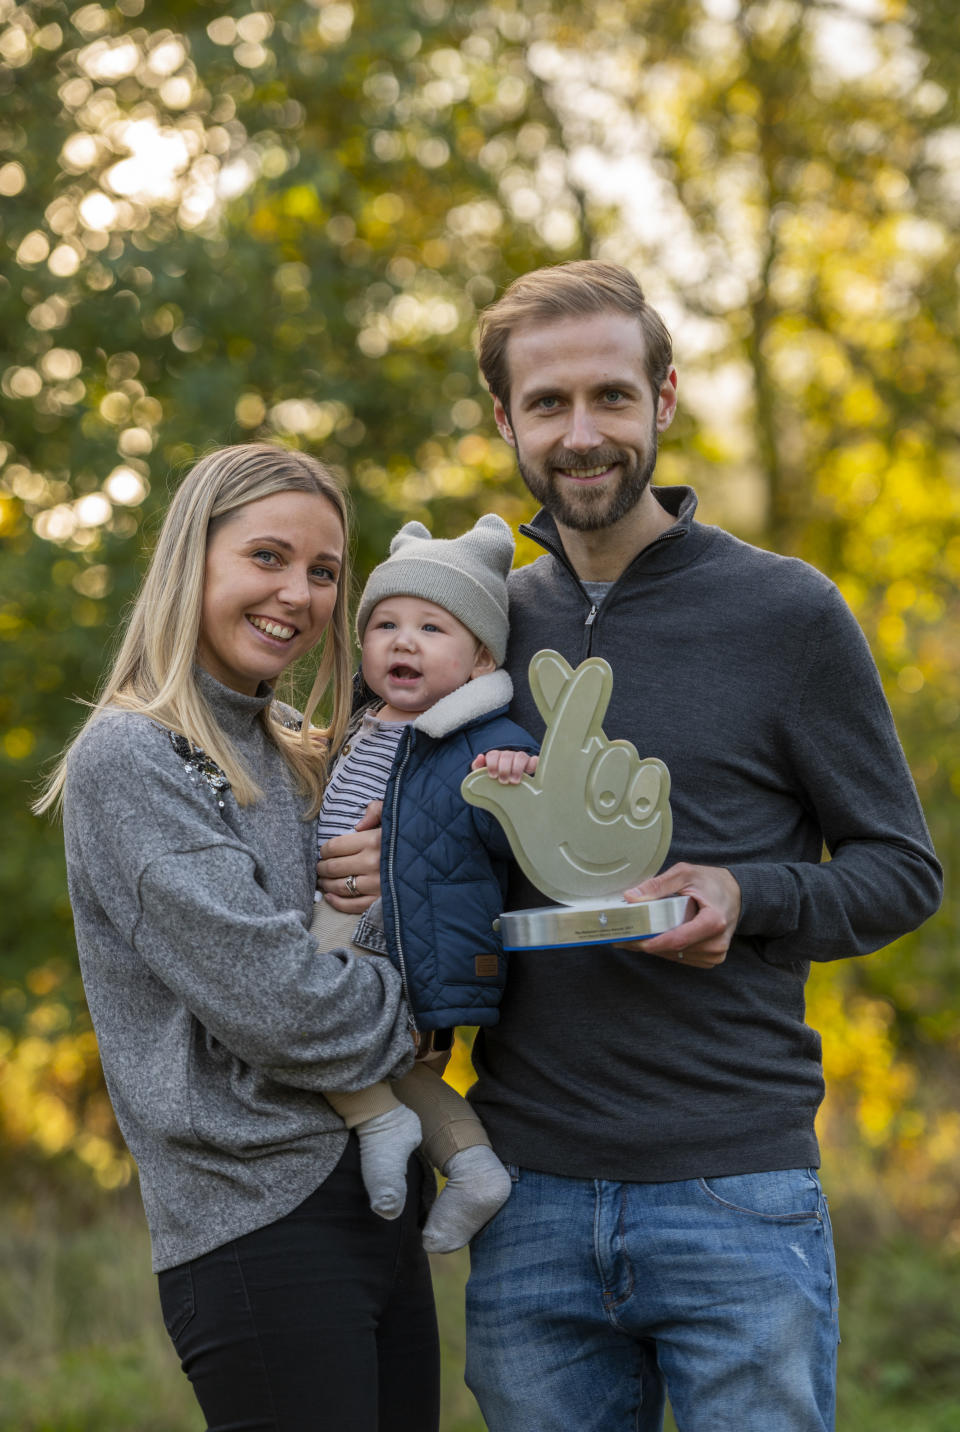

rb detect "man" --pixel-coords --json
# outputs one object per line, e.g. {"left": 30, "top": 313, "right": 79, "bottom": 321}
{"left": 462, "top": 261, "right": 942, "bottom": 1432}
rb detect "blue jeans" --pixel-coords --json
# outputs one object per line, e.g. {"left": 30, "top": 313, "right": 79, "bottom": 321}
{"left": 465, "top": 1166, "right": 839, "bottom": 1432}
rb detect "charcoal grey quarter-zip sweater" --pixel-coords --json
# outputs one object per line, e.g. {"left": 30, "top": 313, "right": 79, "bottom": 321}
{"left": 64, "top": 669, "right": 413, "bottom": 1270}
{"left": 469, "top": 487, "right": 942, "bottom": 1182}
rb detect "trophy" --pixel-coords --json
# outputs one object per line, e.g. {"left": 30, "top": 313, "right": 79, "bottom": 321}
{"left": 461, "top": 649, "right": 689, "bottom": 950}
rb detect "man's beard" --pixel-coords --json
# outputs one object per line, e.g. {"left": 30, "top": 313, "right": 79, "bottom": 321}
{"left": 516, "top": 427, "right": 659, "bottom": 532}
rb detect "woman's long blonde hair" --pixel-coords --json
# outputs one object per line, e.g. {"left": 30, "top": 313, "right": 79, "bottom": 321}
{"left": 35, "top": 443, "right": 353, "bottom": 817}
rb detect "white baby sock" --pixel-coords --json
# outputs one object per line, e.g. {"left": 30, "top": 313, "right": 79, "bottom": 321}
{"left": 422, "top": 1145, "right": 512, "bottom": 1254}
{"left": 355, "top": 1105, "right": 423, "bottom": 1220}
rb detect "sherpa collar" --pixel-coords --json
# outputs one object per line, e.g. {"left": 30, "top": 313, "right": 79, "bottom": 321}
{"left": 412, "top": 669, "right": 513, "bottom": 740}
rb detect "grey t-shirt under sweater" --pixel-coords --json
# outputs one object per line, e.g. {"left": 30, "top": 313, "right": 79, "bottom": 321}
{"left": 63, "top": 670, "right": 413, "bottom": 1270}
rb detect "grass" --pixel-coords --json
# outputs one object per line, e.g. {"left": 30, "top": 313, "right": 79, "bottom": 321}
{"left": 0, "top": 1185, "right": 201, "bottom": 1432}
{"left": 1, "top": 1173, "right": 958, "bottom": 1430}
{"left": 0, "top": 1176, "right": 485, "bottom": 1432}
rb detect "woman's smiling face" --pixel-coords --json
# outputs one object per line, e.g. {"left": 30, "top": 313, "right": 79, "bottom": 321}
{"left": 196, "top": 489, "right": 344, "bottom": 695}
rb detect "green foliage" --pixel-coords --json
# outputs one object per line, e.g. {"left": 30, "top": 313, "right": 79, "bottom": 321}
{"left": 3, "top": 8, "right": 956, "bottom": 1421}
{"left": 836, "top": 1238, "right": 960, "bottom": 1431}
{"left": 0, "top": 1182, "right": 201, "bottom": 1432}
{"left": 0, "top": 0, "right": 579, "bottom": 1174}
{"left": 0, "top": 1180, "right": 484, "bottom": 1432}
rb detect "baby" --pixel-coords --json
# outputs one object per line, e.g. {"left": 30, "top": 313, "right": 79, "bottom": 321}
{"left": 312, "top": 514, "right": 537, "bottom": 1253}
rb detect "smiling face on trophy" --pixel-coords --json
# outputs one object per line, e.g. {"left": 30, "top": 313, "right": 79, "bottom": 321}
{"left": 461, "top": 649, "right": 673, "bottom": 906}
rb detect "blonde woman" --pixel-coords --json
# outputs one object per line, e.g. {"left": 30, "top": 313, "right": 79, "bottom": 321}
{"left": 38, "top": 444, "right": 439, "bottom": 1432}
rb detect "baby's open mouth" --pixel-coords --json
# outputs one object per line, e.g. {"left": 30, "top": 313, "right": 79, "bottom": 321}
{"left": 389, "top": 665, "right": 420, "bottom": 680}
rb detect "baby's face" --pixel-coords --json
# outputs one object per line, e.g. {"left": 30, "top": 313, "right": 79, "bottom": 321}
{"left": 362, "top": 596, "right": 495, "bottom": 721}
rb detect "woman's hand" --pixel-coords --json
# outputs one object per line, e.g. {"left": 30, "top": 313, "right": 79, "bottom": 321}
{"left": 317, "top": 801, "right": 383, "bottom": 911}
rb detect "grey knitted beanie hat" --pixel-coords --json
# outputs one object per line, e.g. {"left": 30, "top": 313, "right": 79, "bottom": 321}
{"left": 356, "top": 513, "right": 514, "bottom": 664}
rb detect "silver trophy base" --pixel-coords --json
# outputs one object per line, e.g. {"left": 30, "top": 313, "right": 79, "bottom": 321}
{"left": 495, "top": 895, "right": 689, "bottom": 951}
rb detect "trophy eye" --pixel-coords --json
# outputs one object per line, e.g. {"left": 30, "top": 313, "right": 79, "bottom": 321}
{"left": 587, "top": 745, "right": 631, "bottom": 819}
{"left": 627, "top": 764, "right": 662, "bottom": 821}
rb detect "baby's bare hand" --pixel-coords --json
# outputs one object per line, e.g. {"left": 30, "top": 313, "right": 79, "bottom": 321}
{"left": 470, "top": 749, "right": 539, "bottom": 785}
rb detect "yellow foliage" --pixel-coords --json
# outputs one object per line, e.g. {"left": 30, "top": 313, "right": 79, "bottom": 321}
{"left": 422, "top": 238, "right": 450, "bottom": 269}
{"left": 235, "top": 392, "right": 266, "bottom": 427}
{"left": 897, "top": 666, "right": 924, "bottom": 694}
{"left": 726, "top": 80, "right": 760, "bottom": 116}
{"left": 885, "top": 579, "right": 916, "bottom": 612}
{"left": 282, "top": 185, "right": 323, "bottom": 221}
{"left": 808, "top": 969, "right": 915, "bottom": 1148}
{"left": 0, "top": 604, "right": 26, "bottom": 636}
{"left": 32, "top": 1093, "right": 74, "bottom": 1153}
{"left": 27, "top": 1000, "right": 70, "bottom": 1034}
{"left": 3, "top": 727, "right": 36, "bottom": 759}
{"left": 51, "top": 1043, "right": 88, "bottom": 1083}
{"left": 0, "top": 493, "right": 20, "bottom": 536}
{"left": 247, "top": 204, "right": 279, "bottom": 240}
{"left": 810, "top": 961, "right": 960, "bottom": 1232}
{"left": 840, "top": 383, "right": 886, "bottom": 426}
{"left": 457, "top": 434, "right": 489, "bottom": 466}
{"left": 72, "top": 598, "right": 103, "bottom": 628}
{"left": 26, "top": 965, "right": 58, "bottom": 995}
{"left": 0, "top": 998, "right": 133, "bottom": 1189}
{"left": 834, "top": 573, "right": 867, "bottom": 612}
{"left": 876, "top": 612, "right": 906, "bottom": 652}
{"left": 927, "top": 1112, "right": 960, "bottom": 1165}
{"left": 914, "top": 592, "right": 944, "bottom": 624}
{"left": 443, "top": 1029, "right": 479, "bottom": 1098}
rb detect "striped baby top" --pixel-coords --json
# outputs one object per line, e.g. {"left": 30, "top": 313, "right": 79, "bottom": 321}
{"left": 315, "top": 710, "right": 407, "bottom": 863}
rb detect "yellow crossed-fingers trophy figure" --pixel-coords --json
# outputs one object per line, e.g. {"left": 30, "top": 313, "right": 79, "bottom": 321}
{"left": 461, "top": 650, "right": 688, "bottom": 949}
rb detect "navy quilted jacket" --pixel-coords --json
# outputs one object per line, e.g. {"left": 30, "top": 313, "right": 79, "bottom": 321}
{"left": 376, "top": 671, "right": 538, "bottom": 1033}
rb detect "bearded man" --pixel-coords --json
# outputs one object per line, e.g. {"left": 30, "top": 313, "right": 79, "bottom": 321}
{"left": 462, "top": 260, "right": 942, "bottom": 1432}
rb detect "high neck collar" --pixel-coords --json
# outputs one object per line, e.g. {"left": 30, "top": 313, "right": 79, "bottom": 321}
{"left": 521, "top": 485, "right": 705, "bottom": 580}
{"left": 194, "top": 666, "right": 273, "bottom": 741}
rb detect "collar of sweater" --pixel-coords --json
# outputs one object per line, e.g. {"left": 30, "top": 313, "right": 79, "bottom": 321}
{"left": 412, "top": 669, "right": 513, "bottom": 740}
{"left": 194, "top": 666, "right": 274, "bottom": 742}
{"left": 521, "top": 485, "right": 711, "bottom": 581}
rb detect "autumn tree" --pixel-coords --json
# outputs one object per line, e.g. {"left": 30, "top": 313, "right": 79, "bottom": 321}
{"left": 493, "top": 0, "right": 959, "bottom": 1233}
{"left": 2, "top": 0, "right": 955, "bottom": 1230}
{"left": 0, "top": 0, "right": 580, "bottom": 1182}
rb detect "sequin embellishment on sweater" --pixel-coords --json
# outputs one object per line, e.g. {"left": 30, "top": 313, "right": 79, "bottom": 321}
{"left": 168, "top": 730, "right": 230, "bottom": 807}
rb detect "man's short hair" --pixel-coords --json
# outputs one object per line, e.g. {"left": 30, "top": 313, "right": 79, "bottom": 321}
{"left": 477, "top": 260, "right": 673, "bottom": 411}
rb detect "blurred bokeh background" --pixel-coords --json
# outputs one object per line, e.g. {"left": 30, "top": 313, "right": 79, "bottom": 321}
{"left": 1, "top": 1, "right": 957, "bottom": 1427}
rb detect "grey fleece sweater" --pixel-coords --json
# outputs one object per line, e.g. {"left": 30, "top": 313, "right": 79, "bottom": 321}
{"left": 470, "top": 487, "right": 942, "bottom": 1182}
{"left": 64, "top": 670, "right": 413, "bottom": 1271}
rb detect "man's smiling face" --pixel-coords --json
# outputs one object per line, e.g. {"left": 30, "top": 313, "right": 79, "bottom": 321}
{"left": 493, "top": 309, "right": 677, "bottom": 533}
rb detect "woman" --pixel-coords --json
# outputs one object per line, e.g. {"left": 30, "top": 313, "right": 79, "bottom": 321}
{"left": 37, "top": 444, "right": 439, "bottom": 1431}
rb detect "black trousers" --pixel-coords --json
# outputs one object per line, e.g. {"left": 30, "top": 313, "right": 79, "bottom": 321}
{"left": 157, "top": 1138, "right": 440, "bottom": 1431}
